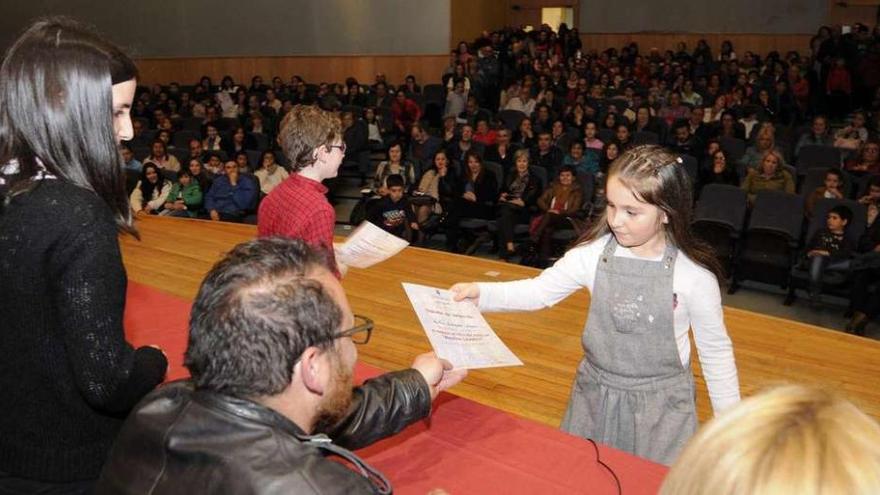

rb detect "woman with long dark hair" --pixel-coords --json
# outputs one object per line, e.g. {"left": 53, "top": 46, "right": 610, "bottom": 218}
{"left": 0, "top": 18, "right": 167, "bottom": 492}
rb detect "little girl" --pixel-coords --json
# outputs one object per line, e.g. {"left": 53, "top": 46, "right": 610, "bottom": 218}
{"left": 452, "top": 145, "right": 740, "bottom": 465}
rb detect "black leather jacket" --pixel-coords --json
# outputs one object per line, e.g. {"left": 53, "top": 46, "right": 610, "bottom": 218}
{"left": 95, "top": 370, "right": 431, "bottom": 494}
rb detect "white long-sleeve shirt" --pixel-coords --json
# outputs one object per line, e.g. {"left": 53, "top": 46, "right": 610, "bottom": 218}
{"left": 477, "top": 234, "right": 740, "bottom": 414}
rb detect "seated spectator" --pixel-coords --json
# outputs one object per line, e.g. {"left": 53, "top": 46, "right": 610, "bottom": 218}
{"left": 368, "top": 174, "right": 418, "bottom": 242}
{"left": 659, "top": 91, "right": 691, "bottom": 127}
{"left": 205, "top": 161, "right": 258, "bottom": 222}
{"left": 96, "top": 238, "right": 466, "bottom": 494}
{"left": 826, "top": 57, "right": 853, "bottom": 120}
{"left": 806, "top": 168, "right": 845, "bottom": 218}
{"left": 583, "top": 121, "right": 604, "bottom": 151}
{"left": 399, "top": 74, "right": 421, "bottom": 96}
{"left": 440, "top": 115, "right": 458, "bottom": 144}
{"left": 413, "top": 150, "right": 457, "bottom": 225}
{"left": 633, "top": 104, "right": 665, "bottom": 137}
{"left": 473, "top": 119, "right": 497, "bottom": 147}
{"left": 794, "top": 115, "right": 834, "bottom": 158}
{"left": 254, "top": 151, "right": 289, "bottom": 196}
{"left": 143, "top": 139, "right": 181, "bottom": 173}
{"left": 530, "top": 165, "right": 583, "bottom": 263}
{"left": 232, "top": 151, "right": 252, "bottom": 174}
{"left": 847, "top": 193, "right": 880, "bottom": 336}
{"left": 669, "top": 119, "right": 699, "bottom": 156}
{"left": 458, "top": 95, "right": 490, "bottom": 127}
{"left": 223, "top": 126, "right": 256, "bottom": 157}
{"left": 532, "top": 131, "right": 563, "bottom": 174}
{"left": 373, "top": 142, "right": 415, "bottom": 196}
{"left": 857, "top": 175, "right": 880, "bottom": 210}
{"left": 549, "top": 120, "right": 571, "bottom": 153}
{"left": 484, "top": 126, "right": 518, "bottom": 174}
{"left": 446, "top": 124, "right": 485, "bottom": 165}
{"left": 660, "top": 385, "right": 880, "bottom": 495}
{"left": 737, "top": 104, "right": 760, "bottom": 141}
{"left": 801, "top": 205, "right": 855, "bottom": 304}
{"left": 741, "top": 150, "right": 795, "bottom": 204}
{"left": 834, "top": 110, "right": 869, "bottom": 152}
{"left": 364, "top": 107, "right": 386, "bottom": 150}
{"left": 600, "top": 141, "right": 621, "bottom": 176}
{"left": 688, "top": 107, "right": 711, "bottom": 144}
{"left": 532, "top": 104, "right": 553, "bottom": 134}
{"left": 680, "top": 79, "right": 703, "bottom": 107}
{"left": 408, "top": 123, "right": 443, "bottom": 175}
{"left": 563, "top": 141, "right": 599, "bottom": 176}
{"left": 444, "top": 151, "right": 498, "bottom": 252}
{"left": 698, "top": 149, "right": 740, "bottom": 192}
{"left": 187, "top": 158, "right": 213, "bottom": 195}
{"left": 367, "top": 81, "right": 392, "bottom": 108}
{"left": 738, "top": 127, "right": 785, "bottom": 170}
{"left": 390, "top": 91, "right": 421, "bottom": 140}
{"left": 703, "top": 95, "right": 727, "bottom": 123}
{"left": 203, "top": 151, "right": 224, "bottom": 175}
{"left": 130, "top": 163, "right": 172, "bottom": 216}
{"left": 513, "top": 118, "right": 536, "bottom": 148}
{"left": 503, "top": 82, "right": 537, "bottom": 115}
{"left": 202, "top": 123, "right": 223, "bottom": 152}
{"left": 341, "top": 111, "right": 369, "bottom": 183}
{"left": 161, "top": 168, "right": 203, "bottom": 218}
{"left": 187, "top": 138, "right": 207, "bottom": 163}
{"left": 496, "top": 149, "right": 542, "bottom": 260}
{"left": 444, "top": 78, "right": 468, "bottom": 118}
{"left": 715, "top": 110, "right": 747, "bottom": 141}
{"left": 844, "top": 139, "right": 880, "bottom": 177}
{"left": 121, "top": 144, "right": 142, "bottom": 173}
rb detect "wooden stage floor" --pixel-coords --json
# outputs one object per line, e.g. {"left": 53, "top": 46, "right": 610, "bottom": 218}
{"left": 121, "top": 216, "right": 880, "bottom": 425}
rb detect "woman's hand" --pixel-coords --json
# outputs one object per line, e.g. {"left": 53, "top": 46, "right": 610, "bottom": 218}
{"left": 463, "top": 191, "right": 477, "bottom": 202}
{"left": 450, "top": 283, "right": 480, "bottom": 305}
{"left": 510, "top": 198, "right": 525, "bottom": 207}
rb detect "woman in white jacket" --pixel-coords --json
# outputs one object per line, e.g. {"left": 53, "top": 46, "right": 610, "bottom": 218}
{"left": 130, "top": 163, "right": 171, "bottom": 215}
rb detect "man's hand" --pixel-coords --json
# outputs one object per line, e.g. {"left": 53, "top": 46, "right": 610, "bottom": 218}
{"left": 210, "top": 209, "right": 220, "bottom": 221}
{"left": 411, "top": 352, "right": 467, "bottom": 400}
{"left": 463, "top": 191, "right": 476, "bottom": 202}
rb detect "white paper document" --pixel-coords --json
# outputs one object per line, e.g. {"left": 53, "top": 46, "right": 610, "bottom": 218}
{"left": 402, "top": 283, "right": 523, "bottom": 370}
{"left": 335, "top": 221, "right": 409, "bottom": 269}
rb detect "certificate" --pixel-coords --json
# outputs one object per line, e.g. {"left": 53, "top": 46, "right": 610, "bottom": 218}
{"left": 402, "top": 283, "right": 523, "bottom": 370}
{"left": 335, "top": 221, "right": 409, "bottom": 269}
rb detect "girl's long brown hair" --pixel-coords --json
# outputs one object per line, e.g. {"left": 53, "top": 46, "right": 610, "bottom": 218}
{"left": 574, "top": 145, "right": 724, "bottom": 281}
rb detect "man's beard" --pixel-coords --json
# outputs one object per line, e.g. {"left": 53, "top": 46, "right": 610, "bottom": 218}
{"left": 311, "top": 356, "right": 354, "bottom": 434}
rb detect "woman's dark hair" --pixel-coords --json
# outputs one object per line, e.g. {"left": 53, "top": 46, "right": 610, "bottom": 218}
{"left": 464, "top": 150, "right": 484, "bottom": 182}
{"left": 575, "top": 145, "right": 723, "bottom": 280}
{"left": 0, "top": 17, "right": 138, "bottom": 235}
{"left": 138, "top": 163, "right": 164, "bottom": 202}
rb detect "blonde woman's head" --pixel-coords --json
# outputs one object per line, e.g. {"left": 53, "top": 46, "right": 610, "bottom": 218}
{"left": 660, "top": 385, "right": 880, "bottom": 495}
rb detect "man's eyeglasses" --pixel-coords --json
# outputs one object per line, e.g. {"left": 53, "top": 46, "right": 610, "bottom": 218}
{"left": 319, "top": 314, "right": 373, "bottom": 345}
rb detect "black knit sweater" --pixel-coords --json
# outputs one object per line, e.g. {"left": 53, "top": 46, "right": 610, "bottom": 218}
{"left": 0, "top": 179, "right": 167, "bottom": 482}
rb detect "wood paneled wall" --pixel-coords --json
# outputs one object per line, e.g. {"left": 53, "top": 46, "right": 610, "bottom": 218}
{"left": 134, "top": 55, "right": 450, "bottom": 87}
{"left": 579, "top": 33, "right": 815, "bottom": 57}
{"left": 450, "top": 0, "right": 510, "bottom": 50}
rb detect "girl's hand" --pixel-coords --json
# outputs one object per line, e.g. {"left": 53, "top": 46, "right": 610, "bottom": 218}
{"left": 450, "top": 283, "right": 480, "bottom": 305}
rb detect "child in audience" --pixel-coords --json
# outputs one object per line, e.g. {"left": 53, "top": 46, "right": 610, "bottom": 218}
{"left": 161, "top": 168, "right": 202, "bottom": 218}
{"left": 130, "top": 163, "right": 172, "bottom": 216}
{"left": 367, "top": 174, "right": 418, "bottom": 241}
{"left": 452, "top": 145, "right": 739, "bottom": 465}
{"left": 805, "top": 168, "right": 845, "bottom": 218}
{"left": 803, "top": 205, "right": 855, "bottom": 303}
{"left": 583, "top": 121, "right": 604, "bottom": 151}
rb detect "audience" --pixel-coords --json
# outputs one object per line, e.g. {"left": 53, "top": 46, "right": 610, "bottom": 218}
{"left": 367, "top": 174, "right": 418, "bottom": 242}
{"left": 530, "top": 165, "right": 583, "bottom": 263}
{"left": 741, "top": 149, "right": 795, "bottom": 203}
{"left": 254, "top": 150, "right": 289, "bottom": 195}
{"left": 496, "top": 149, "right": 542, "bottom": 259}
{"left": 802, "top": 205, "right": 855, "bottom": 304}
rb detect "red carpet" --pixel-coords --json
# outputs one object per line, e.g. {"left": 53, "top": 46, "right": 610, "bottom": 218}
{"left": 125, "top": 281, "right": 667, "bottom": 494}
